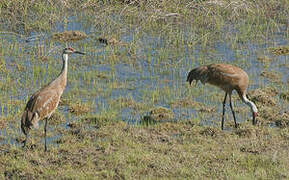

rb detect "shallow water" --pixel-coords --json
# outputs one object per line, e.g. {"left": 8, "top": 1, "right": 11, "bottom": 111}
{"left": 0, "top": 11, "right": 288, "bottom": 146}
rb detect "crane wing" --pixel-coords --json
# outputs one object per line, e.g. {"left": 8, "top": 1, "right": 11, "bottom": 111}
{"left": 208, "top": 64, "right": 244, "bottom": 78}
{"left": 25, "top": 87, "right": 60, "bottom": 119}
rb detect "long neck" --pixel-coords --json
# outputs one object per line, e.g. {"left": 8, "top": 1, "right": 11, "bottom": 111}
{"left": 61, "top": 53, "right": 68, "bottom": 76}
{"left": 242, "top": 94, "right": 258, "bottom": 113}
{"left": 54, "top": 53, "right": 68, "bottom": 89}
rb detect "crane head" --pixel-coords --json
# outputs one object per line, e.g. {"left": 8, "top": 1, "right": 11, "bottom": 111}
{"left": 63, "top": 47, "right": 85, "bottom": 55}
{"left": 21, "top": 110, "right": 33, "bottom": 135}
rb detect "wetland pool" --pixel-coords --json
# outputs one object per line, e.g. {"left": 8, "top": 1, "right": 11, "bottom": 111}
{"left": 0, "top": 11, "right": 288, "bottom": 146}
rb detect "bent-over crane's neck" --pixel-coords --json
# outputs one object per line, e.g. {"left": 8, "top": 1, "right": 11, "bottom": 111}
{"left": 241, "top": 94, "right": 258, "bottom": 113}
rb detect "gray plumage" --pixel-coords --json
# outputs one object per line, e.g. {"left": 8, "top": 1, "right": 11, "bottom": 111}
{"left": 187, "top": 64, "right": 258, "bottom": 130}
{"left": 21, "top": 47, "right": 85, "bottom": 151}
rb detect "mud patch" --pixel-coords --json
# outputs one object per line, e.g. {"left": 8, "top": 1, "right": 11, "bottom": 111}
{"left": 247, "top": 87, "right": 288, "bottom": 125}
{"left": 67, "top": 122, "right": 81, "bottom": 129}
{"left": 200, "top": 127, "right": 220, "bottom": 137}
{"left": 98, "top": 37, "right": 124, "bottom": 46}
{"left": 170, "top": 98, "right": 200, "bottom": 108}
{"left": 149, "top": 107, "right": 174, "bottom": 121}
{"left": 240, "top": 146, "right": 261, "bottom": 154}
{"left": 0, "top": 117, "right": 7, "bottom": 129}
{"left": 275, "top": 112, "right": 289, "bottom": 128}
{"left": 260, "top": 71, "right": 282, "bottom": 84}
{"left": 141, "top": 107, "right": 174, "bottom": 125}
{"left": 68, "top": 102, "right": 91, "bottom": 116}
{"left": 280, "top": 91, "right": 289, "bottom": 101}
{"left": 49, "top": 111, "right": 65, "bottom": 125}
{"left": 199, "top": 106, "right": 217, "bottom": 113}
{"left": 235, "top": 128, "right": 253, "bottom": 138}
{"left": 269, "top": 46, "right": 289, "bottom": 55}
{"left": 258, "top": 106, "right": 289, "bottom": 127}
{"left": 257, "top": 56, "right": 272, "bottom": 63}
{"left": 52, "top": 31, "right": 87, "bottom": 42}
{"left": 248, "top": 87, "right": 278, "bottom": 106}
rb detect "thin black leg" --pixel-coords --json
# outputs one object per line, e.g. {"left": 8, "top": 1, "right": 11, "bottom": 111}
{"left": 229, "top": 94, "right": 237, "bottom": 128}
{"left": 23, "top": 133, "right": 29, "bottom": 148}
{"left": 44, "top": 118, "right": 48, "bottom": 152}
{"left": 252, "top": 112, "right": 256, "bottom": 125}
{"left": 221, "top": 93, "right": 227, "bottom": 130}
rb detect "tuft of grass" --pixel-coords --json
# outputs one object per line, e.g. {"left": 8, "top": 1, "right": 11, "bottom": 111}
{"left": 280, "top": 90, "right": 289, "bottom": 101}
{"left": 269, "top": 46, "right": 289, "bottom": 56}
{"left": 81, "top": 109, "right": 119, "bottom": 128}
{"left": 260, "top": 71, "right": 282, "bottom": 84}
{"left": 52, "top": 31, "right": 87, "bottom": 42}
{"left": 68, "top": 102, "right": 92, "bottom": 116}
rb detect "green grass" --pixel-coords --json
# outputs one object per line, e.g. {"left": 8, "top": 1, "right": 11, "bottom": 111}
{"left": 0, "top": 0, "right": 288, "bottom": 179}
{"left": 1, "top": 120, "right": 289, "bottom": 179}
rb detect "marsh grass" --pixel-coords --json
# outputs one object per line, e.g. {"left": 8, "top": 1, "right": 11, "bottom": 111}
{"left": 2, "top": 120, "right": 289, "bottom": 179}
{"left": 0, "top": 0, "right": 288, "bottom": 179}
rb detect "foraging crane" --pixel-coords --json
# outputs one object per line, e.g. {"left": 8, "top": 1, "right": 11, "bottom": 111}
{"left": 21, "top": 47, "right": 85, "bottom": 151}
{"left": 187, "top": 64, "right": 258, "bottom": 130}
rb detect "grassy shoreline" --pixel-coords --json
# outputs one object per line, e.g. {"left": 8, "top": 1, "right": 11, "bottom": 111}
{"left": 1, "top": 120, "right": 289, "bottom": 179}
{"left": 0, "top": 0, "right": 289, "bottom": 179}
{"left": 1, "top": 0, "right": 288, "bottom": 35}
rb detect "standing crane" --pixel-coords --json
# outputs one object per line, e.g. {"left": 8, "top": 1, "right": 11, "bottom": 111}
{"left": 21, "top": 47, "right": 85, "bottom": 151}
{"left": 186, "top": 63, "right": 258, "bottom": 130}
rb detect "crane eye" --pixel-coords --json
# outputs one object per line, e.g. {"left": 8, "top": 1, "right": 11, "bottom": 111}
{"left": 68, "top": 47, "right": 74, "bottom": 51}
{"left": 64, "top": 47, "right": 74, "bottom": 51}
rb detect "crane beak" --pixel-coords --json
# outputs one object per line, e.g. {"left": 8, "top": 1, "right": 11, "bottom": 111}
{"left": 74, "top": 51, "right": 85, "bottom": 55}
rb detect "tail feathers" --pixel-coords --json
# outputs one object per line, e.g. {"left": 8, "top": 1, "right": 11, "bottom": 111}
{"left": 187, "top": 66, "right": 209, "bottom": 85}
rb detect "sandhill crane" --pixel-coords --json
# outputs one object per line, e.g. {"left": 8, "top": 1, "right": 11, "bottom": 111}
{"left": 21, "top": 47, "right": 85, "bottom": 151}
{"left": 187, "top": 64, "right": 258, "bottom": 130}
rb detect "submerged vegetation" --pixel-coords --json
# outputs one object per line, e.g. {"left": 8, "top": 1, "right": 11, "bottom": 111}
{"left": 0, "top": 0, "right": 288, "bottom": 179}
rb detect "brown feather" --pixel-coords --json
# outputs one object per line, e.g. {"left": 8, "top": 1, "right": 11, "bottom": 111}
{"left": 187, "top": 64, "right": 249, "bottom": 97}
{"left": 21, "top": 57, "right": 67, "bottom": 135}
{"left": 186, "top": 63, "right": 258, "bottom": 129}
{"left": 21, "top": 78, "right": 66, "bottom": 129}
{"left": 21, "top": 48, "right": 85, "bottom": 151}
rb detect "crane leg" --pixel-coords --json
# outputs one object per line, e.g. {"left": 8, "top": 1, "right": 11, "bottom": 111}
{"left": 229, "top": 94, "right": 237, "bottom": 128}
{"left": 44, "top": 117, "right": 48, "bottom": 152}
{"left": 221, "top": 93, "right": 227, "bottom": 130}
{"left": 23, "top": 133, "right": 29, "bottom": 148}
{"left": 252, "top": 113, "right": 256, "bottom": 125}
